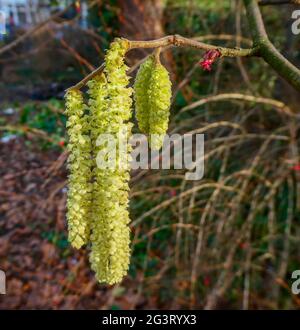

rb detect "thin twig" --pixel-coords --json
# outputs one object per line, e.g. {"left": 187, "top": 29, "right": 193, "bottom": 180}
{"left": 66, "top": 34, "right": 258, "bottom": 92}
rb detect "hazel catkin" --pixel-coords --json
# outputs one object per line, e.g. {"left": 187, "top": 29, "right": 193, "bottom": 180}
{"left": 134, "top": 55, "right": 154, "bottom": 133}
{"left": 134, "top": 56, "right": 172, "bottom": 150}
{"left": 148, "top": 60, "right": 172, "bottom": 150}
{"left": 65, "top": 89, "right": 92, "bottom": 249}
{"left": 65, "top": 38, "right": 173, "bottom": 285}
{"left": 88, "top": 38, "right": 133, "bottom": 285}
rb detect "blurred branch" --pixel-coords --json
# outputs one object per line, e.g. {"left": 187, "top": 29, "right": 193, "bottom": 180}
{"left": 244, "top": 0, "right": 300, "bottom": 91}
{"left": 47, "top": 28, "right": 95, "bottom": 72}
{"left": 178, "top": 93, "right": 295, "bottom": 116}
{"left": 259, "top": 0, "right": 300, "bottom": 5}
{"left": 0, "top": 0, "right": 101, "bottom": 58}
{"left": 0, "top": 4, "right": 72, "bottom": 57}
{"left": 235, "top": 0, "right": 254, "bottom": 92}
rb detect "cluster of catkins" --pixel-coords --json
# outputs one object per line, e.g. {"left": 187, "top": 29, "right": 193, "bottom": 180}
{"left": 65, "top": 38, "right": 172, "bottom": 285}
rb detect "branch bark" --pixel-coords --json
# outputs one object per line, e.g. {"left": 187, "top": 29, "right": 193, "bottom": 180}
{"left": 259, "top": 0, "right": 300, "bottom": 5}
{"left": 244, "top": 0, "right": 300, "bottom": 91}
{"left": 67, "top": 34, "right": 257, "bottom": 91}
{"left": 127, "top": 35, "right": 257, "bottom": 57}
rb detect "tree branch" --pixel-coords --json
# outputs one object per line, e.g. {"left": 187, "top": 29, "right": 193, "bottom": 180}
{"left": 259, "top": 0, "right": 300, "bottom": 5}
{"left": 67, "top": 4, "right": 300, "bottom": 94}
{"left": 66, "top": 64, "right": 104, "bottom": 92}
{"left": 127, "top": 34, "right": 257, "bottom": 57}
{"left": 244, "top": 0, "right": 300, "bottom": 91}
{"left": 67, "top": 34, "right": 258, "bottom": 91}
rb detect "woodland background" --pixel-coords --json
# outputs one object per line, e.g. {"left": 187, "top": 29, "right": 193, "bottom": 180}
{"left": 0, "top": 0, "right": 300, "bottom": 309}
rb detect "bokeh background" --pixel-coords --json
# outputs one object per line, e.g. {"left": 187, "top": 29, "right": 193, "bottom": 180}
{"left": 0, "top": 0, "right": 300, "bottom": 309}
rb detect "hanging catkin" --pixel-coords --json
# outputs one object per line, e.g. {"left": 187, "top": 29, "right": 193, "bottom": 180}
{"left": 148, "top": 59, "right": 172, "bottom": 150}
{"left": 134, "top": 55, "right": 154, "bottom": 133}
{"left": 65, "top": 38, "right": 173, "bottom": 285}
{"left": 134, "top": 55, "right": 172, "bottom": 150}
{"left": 65, "top": 90, "right": 92, "bottom": 249}
{"left": 88, "top": 38, "right": 133, "bottom": 285}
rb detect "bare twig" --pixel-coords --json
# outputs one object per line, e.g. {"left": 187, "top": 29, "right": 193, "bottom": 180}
{"left": 178, "top": 93, "right": 295, "bottom": 116}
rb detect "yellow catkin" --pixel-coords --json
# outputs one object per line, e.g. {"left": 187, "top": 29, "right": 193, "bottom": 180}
{"left": 88, "top": 39, "right": 132, "bottom": 285}
{"left": 134, "top": 55, "right": 155, "bottom": 133}
{"left": 65, "top": 90, "right": 92, "bottom": 249}
{"left": 133, "top": 56, "right": 172, "bottom": 150}
{"left": 66, "top": 38, "right": 172, "bottom": 284}
{"left": 148, "top": 60, "right": 172, "bottom": 150}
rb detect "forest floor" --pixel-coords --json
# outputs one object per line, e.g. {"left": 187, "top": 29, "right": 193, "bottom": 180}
{"left": 0, "top": 134, "right": 151, "bottom": 309}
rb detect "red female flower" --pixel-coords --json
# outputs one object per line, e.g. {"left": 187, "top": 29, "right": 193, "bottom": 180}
{"left": 169, "top": 189, "right": 177, "bottom": 197}
{"left": 203, "top": 276, "right": 211, "bottom": 287}
{"left": 199, "top": 49, "right": 221, "bottom": 71}
{"left": 292, "top": 164, "right": 300, "bottom": 171}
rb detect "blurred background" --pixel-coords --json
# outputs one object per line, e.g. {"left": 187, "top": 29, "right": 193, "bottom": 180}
{"left": 0, "top": 0, "right": 300, "bottom": 310}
